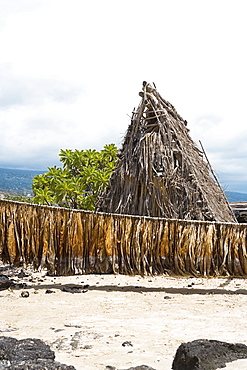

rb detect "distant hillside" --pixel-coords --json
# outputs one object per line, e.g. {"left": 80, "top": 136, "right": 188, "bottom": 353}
{"left": 225, "top": 191, "right": 247, "bottom": 202}
{"left": 0, "top": 167, "right": 45, "bottom": 195}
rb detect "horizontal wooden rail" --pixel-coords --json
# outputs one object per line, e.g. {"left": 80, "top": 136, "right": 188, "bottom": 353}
{"left": 0, "top": 199, "right": 247, "bottom": 276}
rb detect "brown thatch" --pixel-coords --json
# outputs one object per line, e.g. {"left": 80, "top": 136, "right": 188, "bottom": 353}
{"left": 0, "top": 200, "right": 246, "bottom": 276}
{"left": 98, "top": 82, "right": 236, "bottom": 223}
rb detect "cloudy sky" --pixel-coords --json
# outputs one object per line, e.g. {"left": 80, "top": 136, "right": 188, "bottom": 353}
{"left": 0, "top": 0, "right": 247, "bottom": 192}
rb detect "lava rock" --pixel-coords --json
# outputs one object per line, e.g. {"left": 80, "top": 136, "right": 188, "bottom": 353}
{"left": 18, "top": 269, "right": 29, "bottom": 278}
{"left": 172, "top": 339, "right": 247, "bottom": 370}
{"left": 0, "top": 336, "right": 76, "bottom": 369}
{"left": 0, "top": 336, "right": 54, "bottom": 363}
{"left": 0, "top": 274, "right": 11, "bottom": 290}
{"left": 20, "top": 290, "right": 29, "bottom": 298}
{"left": 0, "top": 264, "right": 31, "bottom": 279}
{"left": 122, "top": 341, "right": 133, "bottom": 347}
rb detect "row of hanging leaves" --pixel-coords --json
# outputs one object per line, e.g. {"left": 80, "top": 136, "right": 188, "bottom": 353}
{"left": 0, "top": 199, "right": 246, "bottom": 276}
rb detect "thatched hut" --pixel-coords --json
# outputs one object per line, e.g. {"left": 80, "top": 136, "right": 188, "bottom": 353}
{"left": 98, "top": 82, "right": 236, "bottom": 223}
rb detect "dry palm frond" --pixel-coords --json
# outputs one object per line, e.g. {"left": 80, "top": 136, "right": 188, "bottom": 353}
{"left": 0, "top": 200, "right": 246, "bottom": 277}
{"left": 98, "top": 82, "right": 236, "bottom": 223}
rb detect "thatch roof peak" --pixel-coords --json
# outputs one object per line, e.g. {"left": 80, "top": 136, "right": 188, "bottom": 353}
{"left": 98, "top": 82, "right": 236, "bottom": 223}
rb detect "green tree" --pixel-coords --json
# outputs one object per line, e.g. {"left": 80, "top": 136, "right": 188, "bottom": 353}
{"left": 32, "top": 144, "right": 118, "bottom": 210}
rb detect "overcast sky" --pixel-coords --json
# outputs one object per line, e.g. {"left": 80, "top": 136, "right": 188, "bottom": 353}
{"left": 0, "top": 0, "right": 247, "bottom": 192}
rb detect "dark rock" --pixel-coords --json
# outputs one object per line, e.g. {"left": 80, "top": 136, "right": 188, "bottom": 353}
{"left": 0, "top": 274, "right": 11, "bottom": 290}
{"left": 82, "top": 344, "right": 93, "bottom": 349}
{"left": 46, "top": 289, "right": 55, "bottom": 294}
{"left": 0, "top": 264, "right": 31, "bottom": 279}
{"left": 18, "top": 269, "right": 29, "bottom": 278}
{"left": 0, "top": 336, "right": 76, "bottom": 369}
{"left": 172, "top": 339, "right": 247, "bottom": 370}
{"left": 0, "top": 265, "right": 19, "bottom": 277}
{"left": 20, "top": 290, "right": 29, "bottom": 298}
{"left": 122, "top": 341, "right": 133, "bottom": 347}
{"left": 53, "top": 329, "right": 64, "bottom": 333}
{"left": 0, "top": 337, "right": 54, "bottom": 363}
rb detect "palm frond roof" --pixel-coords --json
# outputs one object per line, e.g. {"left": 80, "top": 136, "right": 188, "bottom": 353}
{"left": 98, "top": 82, "right": 236, "bottom": 223}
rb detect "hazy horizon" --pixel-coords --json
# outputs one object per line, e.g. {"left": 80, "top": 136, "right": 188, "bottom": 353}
{"left": 0, "top": 166, "right": 246, "bottom": 195}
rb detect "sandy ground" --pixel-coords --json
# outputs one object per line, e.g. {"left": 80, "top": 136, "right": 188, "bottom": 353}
{"left": 1, "top": 267, "right": 247, "bottom": 370}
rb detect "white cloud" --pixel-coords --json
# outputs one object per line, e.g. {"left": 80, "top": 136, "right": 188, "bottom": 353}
{"left": 0, "top": 0, "right": 247, "bottom": 192}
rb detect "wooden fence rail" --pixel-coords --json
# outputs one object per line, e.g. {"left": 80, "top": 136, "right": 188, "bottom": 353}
{"left": 0, "top": 199, "right": 247, "bottom": 276}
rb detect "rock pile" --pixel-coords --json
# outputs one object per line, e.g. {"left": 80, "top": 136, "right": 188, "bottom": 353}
{"left": 0, "top": 274, "right": 11, "bottom": 290}
{"left": 0, "top": 336, "right": 75, "bottom": 369}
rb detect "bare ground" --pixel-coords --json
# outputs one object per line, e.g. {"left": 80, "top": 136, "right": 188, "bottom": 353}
{"left": 1, "top": 264, "right": 247, "bottom": 369}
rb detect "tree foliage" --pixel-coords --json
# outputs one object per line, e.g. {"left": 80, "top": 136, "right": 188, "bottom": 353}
{"left": 32, "top": 144, "right": 118, "bottom": 210}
